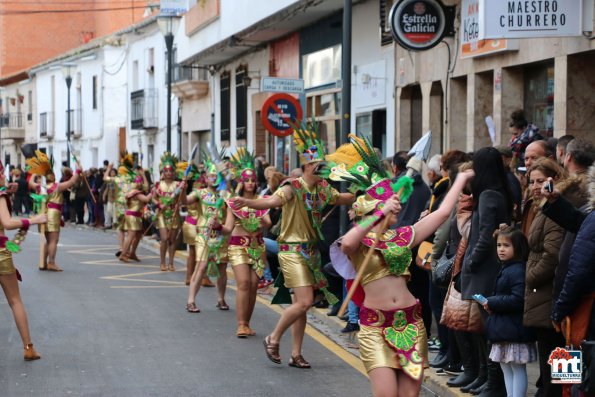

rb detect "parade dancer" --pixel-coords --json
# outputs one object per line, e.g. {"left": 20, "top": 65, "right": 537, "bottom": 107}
{"left": 0, "top": 160, "right": 47, "bottom": 360}
{"left": 233, "top": 123, "right": 354, "bottom": 368}
{"left": 153, "top": 152, "right": 183, "bottom": 271}
{"left": 221, "top": 149, "right": 271, "bottom": 337}
{"left": 185, "top": 154, "right": 230, "bottom": 313}
{"left": 103, "top": 152, "right": 136, "bottom": 258}
{"left": 27, "top": 151, "right": 81, "bottom": 271}
{"left": 333, "top": 135, "right": 474, "bottom": 396}
{"left": 177, "top": 161, "right": 200, "bottom": 285}
{"left": 118, "top": 168, "right": 151, "bottom": 263}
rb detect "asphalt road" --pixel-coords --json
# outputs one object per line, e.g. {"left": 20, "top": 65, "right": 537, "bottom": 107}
{"left": 0, "top": 226, "right": 371, "bottom": 397}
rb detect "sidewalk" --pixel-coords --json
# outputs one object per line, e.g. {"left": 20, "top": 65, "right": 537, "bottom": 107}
{"left": 90, "top": 225, "right": 539, "bottom": 397}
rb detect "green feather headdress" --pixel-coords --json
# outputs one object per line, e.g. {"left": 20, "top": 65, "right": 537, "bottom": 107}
{"left": 326, "top": 134, "right": 413, "bottom": 216}
{"left": 291, "top": 119, "right": 327, "bottom": 165}
{"left": 159, "top": 152, "right": 178, "bottom": 172}
{"left": 230, "top": 148, "right": 256, "bottom": 181}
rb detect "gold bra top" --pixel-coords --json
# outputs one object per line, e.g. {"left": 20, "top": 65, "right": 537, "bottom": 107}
{"left": 349, "top": 226, "right": 415, "bottom": 286}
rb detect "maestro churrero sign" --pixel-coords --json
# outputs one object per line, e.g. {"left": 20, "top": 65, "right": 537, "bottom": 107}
{"left": 389, "top": 0, "right": 449, "bottom": 51}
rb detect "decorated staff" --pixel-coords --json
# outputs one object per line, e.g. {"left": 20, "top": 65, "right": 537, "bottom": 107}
{"left": 335, "top": 134, "right": 474, "bottom": 396}
{"left": 184, "top": 148, "right": 231, "bottom": 313}
{"left": 0, "top": 159, "right": 46, "bottom": 361}
{"left": 27, "top": 151, "right": 82, "bottom": 271}
{"left": 233, "top": 121, "right": 354, "bottom": 368}
{"left": 220, "top": 148, "right": 272, "bottom": 337}
{"left": 152, "top": 152, "right": 183, "bottom": 271}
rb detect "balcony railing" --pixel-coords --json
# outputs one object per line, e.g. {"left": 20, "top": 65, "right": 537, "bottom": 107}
{"left": 172, "top": 64, "right": 209, "bottom": 83}
{"left": 0, "top": 113, "right": 24, "bottom": 129}
{"left": 170, "top": 64, "right": 209, "bottom": 99}
{"left": 40, "top": 112, "right": 55, "bottom": 138}
{"left": 131, "top": 89, "right": 158, "bottom": 130}
{"left": 66, "top": 108, "right": 83, "bottom": 137}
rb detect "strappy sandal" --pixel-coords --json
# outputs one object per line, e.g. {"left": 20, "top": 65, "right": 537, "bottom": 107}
{"left": 288, "top": 354, "right": 311, "bottom": 369}
{"left": 247, "top": 326, "right": 256, "bottom": 336}
{"left": 186, "top": 303, "right": 200, "bottom": 313}
{"left": 263, "top": 335, "right": 281, "bottom": 364}
{"left": 216, "top": 300, "right": 230, "bottom": 310}
{"left": 160, "top": 264, "right": 167, "bottom": 271}
{"left": 168, "top": 264, "right": 175, "bottom": 272}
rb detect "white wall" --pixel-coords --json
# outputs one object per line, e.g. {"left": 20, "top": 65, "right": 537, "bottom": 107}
{"left": 176, "top": 0, "right": 298, "bottom": 64}
{"left": 351, "top": 0, "right": 395, "bottom": 157}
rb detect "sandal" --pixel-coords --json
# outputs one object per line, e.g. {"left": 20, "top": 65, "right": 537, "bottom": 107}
{"left": 263, "top": 335, "right": 281, "bottom": 364}
{"left": 247, "top": 326, "right": 256, "bottom": 336}
{"left": 47, "top": 263, "right": 63, "bottom": 272}
{"left": 160, "top": 264, "right": 167, "bottom": 272}
{"left": 186, "top": 303, "right": 200, "bottom": 313}
{"left": 236, "top": 324, "right": 250, "bottom": 338}
{"left": 216, "top": 300, "right": 230, "bottom": 310}
{"left": 128, "top": 254, "right": 141, "bottom": 262}
{"left": 168, "top": 264, "right": 175, "bottom": 272}
{"left": 288, "top": 354, "right": 311, "bottom": 369}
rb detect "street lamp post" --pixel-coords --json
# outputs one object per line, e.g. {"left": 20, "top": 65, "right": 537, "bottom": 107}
{"left": 61, "top": 63, "right": 75, "bottom": 167}
{"left": 158, "top": 15, "right": 181, "bottom": 155}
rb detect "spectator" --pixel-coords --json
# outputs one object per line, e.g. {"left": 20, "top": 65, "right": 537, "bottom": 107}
{"left": 555, "top": 134, "right": 575, "bottom": 166}
{"left": 508, "top": 109, "right": 543, "bottom": 168}
{"left": 12, "top": 170, "right": 30, "bottom": 216}
{"left": 523, "top": 158, "right": 566, "bottom": 397}
{"left": 102, "top": 168, "right": 117, "bottom": 229}
{"left": 391, "top": 150, "right": 408, "bottom": 178}
{"left": 495, "top": 145, "right": 523, "bottom": 220}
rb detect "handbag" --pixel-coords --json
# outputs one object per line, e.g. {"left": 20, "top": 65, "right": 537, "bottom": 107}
{"left": 441, "top": 280, "right": 484, "bottom": 334}
{"left": 432, "top": 253, "right": 455, "bottom": 289}
{"left": 415, "top": 241, "right": 433, "bottom": 271}
{"left": 563, "top": 292, "right": 595, "bottom": 347}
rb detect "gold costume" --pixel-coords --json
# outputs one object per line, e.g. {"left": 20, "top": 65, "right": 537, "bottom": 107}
{"left": 274, "top": 178, "right": 338, "bottom": 288}
{"left": 0, "top": 224, "right": 15, "bottom": 275}
{"left": 349, "top": 226, "right": 429, "bottom": 379}
{"left": 45, "top": 184, "right": 64, "bottom": 233}
{"left": 123, "top": 194, "right": 145, "bottom": 231}
{"left": 193, "top": 189, "right": 229, "bottom": 264}
{"left": 104, "top": 176, "right": 132, "bottom": 231}
{"left": 155, "top": 181, "right": 181, "bottom": 229}
{"left": 182, "top": 195, "right": 200, "bottom": 245}
{"left": 227, "top": 235, "right": 266, "bottom": 277}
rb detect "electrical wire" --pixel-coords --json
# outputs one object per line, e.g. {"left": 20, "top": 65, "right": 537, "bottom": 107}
{"left": 0, "top": 5, "right": 150, "bottom": 15}
{"left": 0, "top": 1, "right": 148, "bottom": 4}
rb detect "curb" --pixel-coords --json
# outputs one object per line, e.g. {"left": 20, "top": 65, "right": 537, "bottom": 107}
{"left": 76, "top": 225, "right": 465, "bottom": 397}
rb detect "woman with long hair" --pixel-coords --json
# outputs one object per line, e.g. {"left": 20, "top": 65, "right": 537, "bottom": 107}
{"left": 153, "top": 152, "right": 183, "bottom": 271}
{"left": 336, "top": 136, "right": 474, "bottom": 397}
{"left": 221, "top": 149, "right": 271, "bottom": 337}
{"left": 0, "top": 160, "right": 47, "bottom": 360}
{"left": 460, "top": 146, "right": 515, "bottom": 395}
{"left": 27, "top": 151, "right": 81, "bottom": 271}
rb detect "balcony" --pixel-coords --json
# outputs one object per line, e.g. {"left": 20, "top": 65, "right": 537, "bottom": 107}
{"left": 0, "top": 112, "right": 25, "bottom": 140}
{"left": 39, "top": 112, "right": 55, "bottom": 138}
{"left": 171, "top": 64, "right": 209, "bottom": 100}
{"left": 131, "top": 89, "right": 158, "bottom": 130}
{"left": 66, "top": 109, "right": 83, "bottom": 138}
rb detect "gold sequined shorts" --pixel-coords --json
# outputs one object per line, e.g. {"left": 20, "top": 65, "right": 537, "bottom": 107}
{"left": 358, "top": 303, "right": 428, "bottom": 377}
{"left": 277, "top": 243, "right": 318, "bottom": 288}
{"left": 47, "top": 208, "right": 62, "bottom": 233}
{"left": 195, "top": 231, "right": 228, "bottom": 264}
{"left": 157, "top": 213, "right": 181, "bottom": 230}
{"left": 182, "top": 222, "right": 197, "bottom": 245}
{"left": 228, "top": 235, "right": 265, "bottom": 277}
{"left": 0, "top": 249, "right": 15, "bottom": 275}
{"left": 124, "top": 213, "right": 143, "bottom": 231}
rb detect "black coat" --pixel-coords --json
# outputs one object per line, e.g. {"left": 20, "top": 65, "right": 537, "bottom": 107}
{"left": 461, "top": 190, "right": 511, "bottom": 299}
{"left": 486, "top": 261, "right": 535, "bottom": 343}
{"left": 551, "top": 211, "right": 595, "bottom": 340}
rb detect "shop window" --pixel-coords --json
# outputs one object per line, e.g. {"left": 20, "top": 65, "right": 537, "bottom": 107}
{"left": 306, "top": 88, "right": 342, "bottom": 152}
{"left": 524, "top": 63, "right": 554, "bottom": 138}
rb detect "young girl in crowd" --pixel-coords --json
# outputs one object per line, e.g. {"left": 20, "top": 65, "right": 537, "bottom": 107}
{"left": 483, "top": 225, "right": 536, "bottom": 397}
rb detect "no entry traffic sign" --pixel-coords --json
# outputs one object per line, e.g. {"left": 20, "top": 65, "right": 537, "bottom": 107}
{"left": 260, "top": 93, "right": 303, "bottom": 137}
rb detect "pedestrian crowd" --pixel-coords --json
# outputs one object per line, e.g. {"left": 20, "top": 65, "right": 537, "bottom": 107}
{"left": 1, "top": 108, "right": 594, "bottom": 397}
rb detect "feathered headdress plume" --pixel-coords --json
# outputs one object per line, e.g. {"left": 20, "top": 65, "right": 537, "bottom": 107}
{"left": 118, "top": 151, "right": 135, "bottom": 178}
{"left": 326, "top": 134, "right": 413, "bottom": 216}
{"left": 159, "top": 152, "right": 178, "bottom": 172}
{"left": 176, "top": 161, "right": 198, "bottom": 181}
{"left": 230, "top": 148, "right": 256, "bottom": 182}
{"left": 291, "top": 119, "right": 327, "bottom": 165}
{"left": 25, "top": 150, "right": 54, "bottom": 176}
